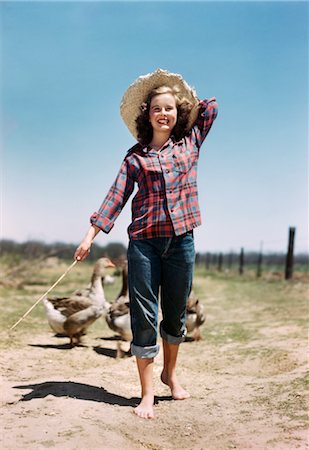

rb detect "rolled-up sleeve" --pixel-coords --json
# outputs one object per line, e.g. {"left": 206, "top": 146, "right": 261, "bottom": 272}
{"left": 191, "top": 97, "right": 218, "bottom": 149}
{"left": 90, "top": 158, "right": 135, "bottom": 233}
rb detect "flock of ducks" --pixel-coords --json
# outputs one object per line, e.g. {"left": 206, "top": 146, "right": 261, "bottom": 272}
{"left": 43, "top": 257, "right": 205, "bottom": 352}
{"left": 43, "top": 258, "right": 115, "bottom": 346}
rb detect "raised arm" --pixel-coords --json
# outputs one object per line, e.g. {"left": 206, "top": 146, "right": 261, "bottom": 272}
{"left": 191, "top": 97, "right": 218, "bottom": 149}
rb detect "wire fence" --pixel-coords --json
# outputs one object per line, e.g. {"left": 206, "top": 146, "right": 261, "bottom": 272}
{"left": 1, "top": 228, "right": 308, "bottom": 280}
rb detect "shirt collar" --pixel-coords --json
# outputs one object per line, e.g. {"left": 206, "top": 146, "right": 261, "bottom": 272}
{"left": 141, "top": 138, "right": 173, "bottom": 154}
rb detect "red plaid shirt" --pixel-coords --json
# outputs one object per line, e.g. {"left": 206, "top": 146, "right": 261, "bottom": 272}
{"left": 90, "top": 97, "right": 218, "bottom": 239}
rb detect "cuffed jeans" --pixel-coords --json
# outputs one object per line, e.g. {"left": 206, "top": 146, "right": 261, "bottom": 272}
{"left": 127, "top": 231, "right": 195, "bottom": 359}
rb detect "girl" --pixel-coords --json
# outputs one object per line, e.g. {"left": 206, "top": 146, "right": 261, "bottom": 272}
{"left": 75, "top": 68, "right": 218, "bottom": 419}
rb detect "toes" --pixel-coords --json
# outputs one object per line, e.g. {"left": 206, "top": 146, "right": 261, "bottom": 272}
{"left": 133, "top": 407, "right": 154, "bottom": 419}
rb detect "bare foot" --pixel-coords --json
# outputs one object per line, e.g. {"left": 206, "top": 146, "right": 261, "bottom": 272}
{"left": 133, "top": 394, "right": 154, "bottom": 419}
{"left": 161, "top": 370, "right": 190, "bottom": 400}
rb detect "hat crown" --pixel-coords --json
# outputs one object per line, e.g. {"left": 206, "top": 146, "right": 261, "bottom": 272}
{"left": 120, "top": 68, "right": 199, "bottom": 140}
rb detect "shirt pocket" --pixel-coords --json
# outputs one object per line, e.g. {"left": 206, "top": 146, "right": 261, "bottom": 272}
{"left": 172, "top": 150, "right": 194, "bottom": 173}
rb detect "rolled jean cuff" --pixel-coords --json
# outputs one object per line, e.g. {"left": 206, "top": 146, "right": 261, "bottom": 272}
{"left": 130, "top": 343, "right": 160, "bottom": 359}
{"left": 160, "top": 322, "right": 186, "bottom": 345}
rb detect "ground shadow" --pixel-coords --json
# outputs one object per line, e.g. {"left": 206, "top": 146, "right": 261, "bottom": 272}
{"left": 13, "top": 381, "right": 139, "bottom": 406}
{"left": 93, "top": 346, "right": 132, "bottom": 359}
{"left": 28, "top": 343, "right": 86, "bottom": 350}
{"left": 93, "top": 346, "right": 118, "bottom": 358}
{"left": 154, "top": 395, "right": 173, "bottom": 404}
{"left": 13, "top": 381, "right": 173, "bottom": 406}
{"left": 98, "top": 336, "right": 123, "bottom": 342}
{"left": 184, "top": 336, "right": 197, "bottom": 343}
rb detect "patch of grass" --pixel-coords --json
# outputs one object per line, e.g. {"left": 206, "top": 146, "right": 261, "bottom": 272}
{"left": 204, "top": 321, "right": 255, "bottom": 344}
{"left": 0, "top": 260, "right": 122, "bottom": 343}
{"left": 194, "top": 272, "right": 308, "bottom": 329}
{"left": 1, "top": 259, "right": 308, "bottom": 349}
{"left": 291, "top": 373, "right": 309, "bottom": 391}
{"left": 254, "top": 373, "right": 309, "bottom": 422}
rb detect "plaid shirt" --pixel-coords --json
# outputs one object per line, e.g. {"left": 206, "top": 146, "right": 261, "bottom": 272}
{"left": 90, "top": 97, "right": 218, "bottom": 239}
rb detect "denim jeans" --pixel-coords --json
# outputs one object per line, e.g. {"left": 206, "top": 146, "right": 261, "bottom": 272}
{"left": 127, "top": 231, "right": 195, "bottom": 359}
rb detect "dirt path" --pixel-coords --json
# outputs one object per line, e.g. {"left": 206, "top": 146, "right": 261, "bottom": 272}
{"left": 1, "top": 275, "right": 308, "bottom": 449}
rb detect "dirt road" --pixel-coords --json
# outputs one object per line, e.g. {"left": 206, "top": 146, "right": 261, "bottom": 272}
{"left": 1, "top": 271, "right": 308, "bottom": 449}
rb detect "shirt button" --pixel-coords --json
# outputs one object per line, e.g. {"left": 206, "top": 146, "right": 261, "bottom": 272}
{"left": 171, "top": 209, "right": 174, "bottom": 213}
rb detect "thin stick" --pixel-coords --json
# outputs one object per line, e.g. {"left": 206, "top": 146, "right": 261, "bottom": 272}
{"left": 9, "top": 259, "right": 78, "bottom": 331}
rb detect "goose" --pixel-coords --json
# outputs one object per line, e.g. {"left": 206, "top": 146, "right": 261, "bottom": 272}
{"left": 72, "top": 258, "right": 115, "bottom": 300}
{"left": 106, "top": 301, "right": 132, "bottom": 341}
{"left": 185, "top": 290, "right": 206, "bottom": 341}
{"left": 102, "top": 274, "right": 115, "bottom": 285}
{"left": 43, "top": 257, "right": 115, "bottom": 346}
{"left": 105, "top": 261, "right": 132, "bottom": 357}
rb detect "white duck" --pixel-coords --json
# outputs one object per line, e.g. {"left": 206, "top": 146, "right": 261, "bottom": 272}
{"left": 43, "top": 257, "right": 115, "bottom": 346}
{"left": 185, "top": 290, "right": 206, "bottom": 341}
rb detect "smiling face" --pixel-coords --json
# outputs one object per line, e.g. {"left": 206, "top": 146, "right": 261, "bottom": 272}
{"left": 149, "top": 92, "right": 178, "bottom": 138}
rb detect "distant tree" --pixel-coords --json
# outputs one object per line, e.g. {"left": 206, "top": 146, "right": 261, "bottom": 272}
{"left": 0, "top": 239, "right": 127, "bottom": 262}
{"left": 1, "top": 240, "right": 307, "bottom": 271}
{"left": 104, "top": 242, "right": 127, "bottom": 259}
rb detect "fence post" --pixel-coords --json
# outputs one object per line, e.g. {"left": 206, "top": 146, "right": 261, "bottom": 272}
{"left": 285, "top": 227, "right": 296, "bottom": 280}
{"left": 195, "top": 252, "right": 200, "bottom": 266}
{"left": 218, "top": 253, "right": 223, "bottom": 272}
{"left": 228, "top": 252, "right": 233, "bottom": 271}
{"left": 212, "top": 253, "right": 218, "bottom": 267}
{"left": 257, "top": 241, "right": 263, "bottom": 278}
{"left": 205, "top": 252, "right": 211, "bottom": 270}
{"left": 239, "top": 247, "right": 244, "bottom": 275}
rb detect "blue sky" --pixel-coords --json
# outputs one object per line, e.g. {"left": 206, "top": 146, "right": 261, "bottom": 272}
{"left": 1, "top": 1, "right": 308, "bottom": 254}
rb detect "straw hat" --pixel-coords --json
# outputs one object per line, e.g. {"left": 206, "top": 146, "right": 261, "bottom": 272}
{"left": 120, "top": 68, "right": 200, "bottom": 139}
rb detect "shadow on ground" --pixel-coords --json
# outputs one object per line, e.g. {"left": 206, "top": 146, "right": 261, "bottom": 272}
{"left": 93, "top": 346, "right": 131, "bottom": 359}
{"left": 13, "top": 381, "right": 172, "bottom": 406}
{"left": 28, "top": 343, "right": 86, "bottom": 350}
{"left": 13, "top": 381, "right": 139, "bottom": 406}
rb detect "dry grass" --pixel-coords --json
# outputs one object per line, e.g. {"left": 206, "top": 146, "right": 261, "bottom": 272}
{"left": 0, "top": 258, "right": 308, "bottom": 449}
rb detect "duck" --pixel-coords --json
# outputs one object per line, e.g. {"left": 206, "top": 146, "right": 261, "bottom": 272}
{"left": 72, "top": 258, "right": 115, "bottom": 300}
{"left": 105, "top": 261, "right": 132, "bottom": 357}
{"left": 102, "top": 274, "right": 115, "bottom": 285}
{"left": 106, "top": 300, "right": 132, "bottom": 341}
{"left": 185, "top": 290, "right": 206, "bottom": 341}
{"left": 43, "top": 257, "right": 115, "bottom": 346}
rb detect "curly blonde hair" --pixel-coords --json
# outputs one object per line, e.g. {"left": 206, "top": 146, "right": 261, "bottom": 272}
{"left": 135, "top": 85, "right": 195, "bottom": 145}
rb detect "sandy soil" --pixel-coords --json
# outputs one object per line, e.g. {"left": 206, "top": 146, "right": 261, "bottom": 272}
{"left": 1, "top": 275, "right": 308, "bottom": 450}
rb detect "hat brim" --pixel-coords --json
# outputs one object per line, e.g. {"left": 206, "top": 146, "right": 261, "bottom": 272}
{"left": 120, "top": 68, "right": 199, "bottom": 140}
